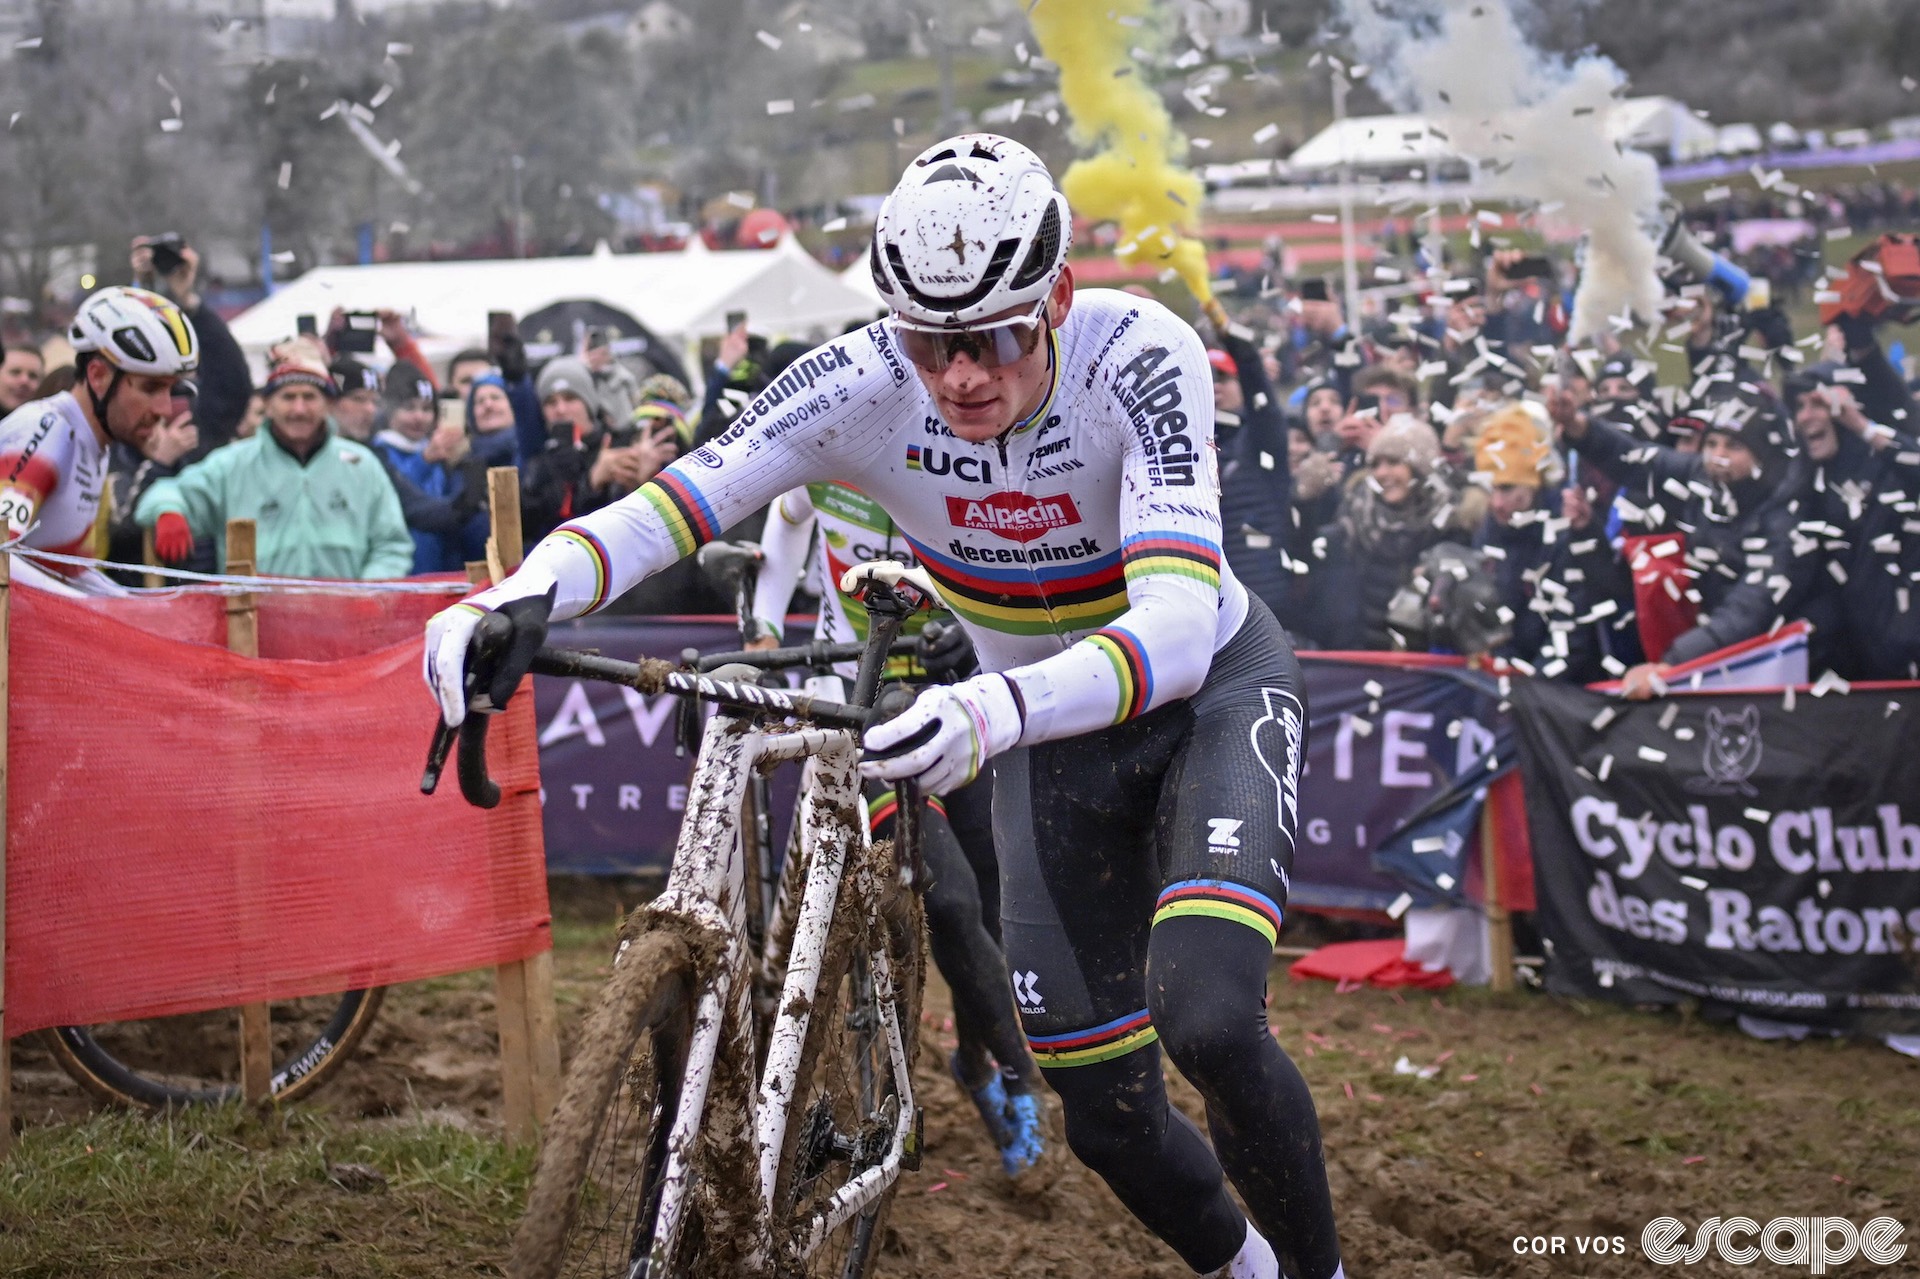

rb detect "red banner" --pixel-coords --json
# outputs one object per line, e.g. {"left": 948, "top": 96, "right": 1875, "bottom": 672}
{"left": 6, "top": 585, "right": 546, "bottom": 1035}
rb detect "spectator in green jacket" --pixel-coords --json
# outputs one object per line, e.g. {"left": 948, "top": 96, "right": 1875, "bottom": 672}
{"left": 135, "top": 353, "right": 414, "bottom": 579}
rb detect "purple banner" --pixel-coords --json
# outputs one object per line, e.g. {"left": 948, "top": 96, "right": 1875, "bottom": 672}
{"left": 532, "top": 619, "right": 1509, "bottom": 912}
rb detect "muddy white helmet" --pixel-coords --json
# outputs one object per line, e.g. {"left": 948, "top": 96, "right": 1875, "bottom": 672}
{"left": 68, "top": 286, "right": 199, "bottom": 377}
{"left": 870, "top": 133, "right": 1073, "bottom": 326}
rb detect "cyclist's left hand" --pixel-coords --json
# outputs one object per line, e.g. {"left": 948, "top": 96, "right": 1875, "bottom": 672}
{"left": 860, "top": 673, "right": 1022, "bottom": 795}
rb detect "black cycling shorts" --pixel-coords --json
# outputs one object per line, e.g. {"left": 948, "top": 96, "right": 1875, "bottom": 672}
{"left": 992, "top": 598, "right": 1305, "bottom": 1065}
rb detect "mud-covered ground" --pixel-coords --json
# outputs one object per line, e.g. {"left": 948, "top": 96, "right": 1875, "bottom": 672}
{"left": 12, "top": 881, "right": 1919, "bottom": 1278}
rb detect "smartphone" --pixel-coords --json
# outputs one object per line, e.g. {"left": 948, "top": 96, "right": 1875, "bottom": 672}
{"left": 1507, "top": 254, "right": 1556, "bottom": 279}
{"left": 296, "top": 313, "right": 318, "bottom": 337}
{"left": 337, "top": 311, "right": 380, "bottom": 354}
{"left": 487, "top": 311, "right": 518, "bottom": 343}
{"left": 147, "top": 233, "right": 186, "bottom": 276}
{"left": 725, "top": 309, "right": 748, "bottom": 332}
{"left": 1354, "top": 392, "right": 1384, "bottom": 417}
{"left": 585, "top": 326, "right": 609, "bottom": 352}
{"left": 436, "top": 397, "right": 466, "bottom": 434}
{"left": 1299, "top": 278, "right": 1330, "bottom": 302}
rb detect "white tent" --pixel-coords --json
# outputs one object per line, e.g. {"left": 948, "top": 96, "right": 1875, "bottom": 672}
{"left": 228, "top": 234, "right": 882, "bottom": 376}
{"left": 1287, "top": 97, "right": 1711, "bottom": 173}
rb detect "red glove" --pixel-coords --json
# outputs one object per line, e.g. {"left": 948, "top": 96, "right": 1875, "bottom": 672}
{"left": 153, "top": 511, "right": 193, "bottom": 564}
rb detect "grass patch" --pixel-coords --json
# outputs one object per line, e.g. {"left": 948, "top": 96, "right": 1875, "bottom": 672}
{"left": 0, "top": 1105, "right": 532, "bottom": 1278}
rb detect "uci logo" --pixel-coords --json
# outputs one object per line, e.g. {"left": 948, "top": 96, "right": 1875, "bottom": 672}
{"left": 906, "top": 444, "right": 992, "bottom": 483}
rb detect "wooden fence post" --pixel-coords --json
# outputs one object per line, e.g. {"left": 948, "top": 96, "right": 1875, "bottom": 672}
{"left": 0, "top": 552, "right": 12, "bottom": 1155}
{"left": 479, "top": 470, "right": 562, "bottom": 1143}
{"left": 1482, "top": 795, "right": 1515, "bottom": 992}
{"left": 225, "top": 519, "right": 273, "bottom": 1103}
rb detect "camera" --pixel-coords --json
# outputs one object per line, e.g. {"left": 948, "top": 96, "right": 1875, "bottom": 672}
{"left": 337, "top": 311, "right": 380, "bottom": 355}
{"left": 146, "top": 233, "right": 186, "bottom": 277}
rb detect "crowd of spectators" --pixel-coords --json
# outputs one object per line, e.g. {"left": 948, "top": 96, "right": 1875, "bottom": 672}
{"left": 3, "top": 212, "right": 1918, "bottom": 690}
{"left": 1199, "top": 224, "right": 1920, "bottom": 692}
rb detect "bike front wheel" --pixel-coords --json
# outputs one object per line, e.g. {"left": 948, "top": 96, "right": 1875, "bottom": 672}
{"left": 41, "top": 988, "right": 384, "bottom": 1109}
{"left": 772, "top": 881, "right": 925, "bottom": 1279}
{"left": 509, "top": 924, "right": 702, "bottom": 1279}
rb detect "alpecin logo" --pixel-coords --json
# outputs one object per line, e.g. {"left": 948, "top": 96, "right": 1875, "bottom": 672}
{"left": 946, "top": 491, "right": 1082, "bottom": 543}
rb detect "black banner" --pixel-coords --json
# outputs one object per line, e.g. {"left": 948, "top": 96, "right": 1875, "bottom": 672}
{"left": 1514, "top": 678, "right": 1920, "bottom": 1036}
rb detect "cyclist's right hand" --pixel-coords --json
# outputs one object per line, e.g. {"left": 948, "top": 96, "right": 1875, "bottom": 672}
{"left": 423, "top": 585, "right": 556, "bottom": 726}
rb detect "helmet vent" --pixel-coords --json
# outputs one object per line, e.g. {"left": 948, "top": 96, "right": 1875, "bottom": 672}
{"left": 969, "top": 141, "right": 1000, "bottom": 161}
{"left": 1009, "top": 201, "right": 1062, "bottom": 291}
{"left": 113, "top": 327, "right": 157, "bottom": 365}
{"left": 869, "top": 238, "right": 894, "bottom": 294}
{"left": 925, "top": 163, "right": 980, "bottom": 185}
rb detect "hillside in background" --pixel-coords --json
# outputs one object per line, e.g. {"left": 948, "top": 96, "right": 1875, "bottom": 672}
{"left": 1315, "top": 0, "right": 1920, "bottom": 129}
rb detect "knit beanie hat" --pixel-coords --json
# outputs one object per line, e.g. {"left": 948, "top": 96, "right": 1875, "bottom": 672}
{"left": 537, "top": 355, "right": 602, "bottom": 418}
{"left": 262, "top": 353, "right": 337, "bottom": 399}
{"left": 382, "top": 360, "right": 434, "bottom": 408}
{"left": 329, "top": 355, "right": 379, "bottom": 396}
{"left": 634, "top": 372, "right": 692, "bottom": 411}
{"left": 1700, "top": 383, "right": 1795, "bottom": 470}
{"left": 1366, "top": 414, "right": 1441, "bottom": 477}
{"left": 1474, "top": 404, "right": 1551, "bottom": 488}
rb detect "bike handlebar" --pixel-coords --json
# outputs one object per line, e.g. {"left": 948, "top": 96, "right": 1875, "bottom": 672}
{"left": 422, "top": 643, "right": 920, "bottom": 809}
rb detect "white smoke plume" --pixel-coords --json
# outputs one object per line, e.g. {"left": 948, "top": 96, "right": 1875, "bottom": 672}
{"left": 1338, "top": 0, "right": 1666, "bottom": 343}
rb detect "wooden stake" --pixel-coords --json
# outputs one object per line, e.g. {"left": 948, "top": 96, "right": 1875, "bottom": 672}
{"left": 1483, "top": 793, "right": 1515, "bottom": 993}
{"left": 225, "top": 519, "right": 273, "bottom": 1103}
{"left": 476, "top": 474, "right": 561, "bottom": 1142}
{"left": 0, "top": 552, "right": 12, "bottom": 1156}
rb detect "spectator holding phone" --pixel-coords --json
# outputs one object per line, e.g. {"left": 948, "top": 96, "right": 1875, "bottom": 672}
{"left": 327, "top": 356, "right": 382, "bottom": 443}
{"left": 372, "top": 363, "right": 489, "bottom": 573}
{"left": 130, "top": 235, "right": 253, "bottom": 451}
{"left": 521, "top": 356, "right": 673, "bottom": 540}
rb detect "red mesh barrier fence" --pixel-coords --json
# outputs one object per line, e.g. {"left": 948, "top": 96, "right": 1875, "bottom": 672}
{"left": 6, "top": 583, "right": 546, "bottom": 1035}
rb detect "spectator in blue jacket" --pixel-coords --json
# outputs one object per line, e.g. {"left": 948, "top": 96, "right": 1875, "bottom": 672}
{"left": 371, "top": 362, "right": 488, "bottom": 573}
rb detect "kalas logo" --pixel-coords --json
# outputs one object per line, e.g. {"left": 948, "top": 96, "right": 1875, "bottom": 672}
{"left": 946, "top": 491, "right": 1082, "bottom": 543}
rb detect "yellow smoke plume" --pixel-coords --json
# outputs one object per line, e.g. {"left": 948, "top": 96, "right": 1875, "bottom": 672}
{"left": 1027, "top": 0, "right": 1213, "bottom": 307}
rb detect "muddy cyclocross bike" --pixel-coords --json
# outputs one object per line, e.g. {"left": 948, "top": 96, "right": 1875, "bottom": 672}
{"left": 433, "top": 561, "right": 943, "bottom": 1279}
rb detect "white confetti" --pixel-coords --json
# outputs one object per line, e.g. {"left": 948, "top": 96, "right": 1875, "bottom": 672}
{"left": 1598, "top": 754, "right": 1614, "bottom": 781}
{"left": 1387, "top": 892, "right": 1413, "bottom": 920}
{"left": 820, "top": 217, "right": 847, "bottom": 233}
{"left": 1637, "top": 746, "right": 1667, "bottom": 763}
{"left": 1680, "top": 876, "right": 1708, "bottom": 891}
{"left": 1744, "top": 808, "right": 1771, "bottom": 823}
{"left": 14, "top": 36, "right": 42, "bottom": 50}
{"left": 369, "top": 84, "right": 394, "bottom": 109}
{"left": 159, "top": 118, "right": 183, "bottom": 132}
{"left": 725, "top": 190, "right": 756, "bottom": 209}
{"left": 766, "top": 99, "right": 795, "bottom": 115}
{"left": 277, "top": 160, "right": 292, "bottom": 189}
{"left": 755, "top": 30, "right": 781, "bottom": 50}
{"left": 1590, "top": 707, "right": 1617, "bottom": 732}
{"left": 1811, "top": 670, "right": 1851, "bottom": 697}
{"left": 386, "top": 42, "right": 412, "bottom": 57}
{"left": 1412, "top": 836, "right": 1447, "bottom": 853}
{"left": 1253, "top": 122, "right": 1280, "bottom": 145}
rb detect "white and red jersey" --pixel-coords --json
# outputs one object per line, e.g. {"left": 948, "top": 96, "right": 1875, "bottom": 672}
{"left": 468, "top": 290, "right": 1247, "bottom": 748}
{"left": 0, "top": 392, "right": 110, "bottom": 576}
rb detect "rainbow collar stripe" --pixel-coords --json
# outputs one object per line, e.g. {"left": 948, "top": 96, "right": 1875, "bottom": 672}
{"left": 1007, "top": 330, "right": 1061, "bottom": 438}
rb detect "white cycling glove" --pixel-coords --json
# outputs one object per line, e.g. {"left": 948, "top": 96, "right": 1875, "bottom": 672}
{"left": 423, "top": 575, "right": 556, "bottom": 727}
{"left": 860, "top": 673, "right": 1024, "bottom": 795}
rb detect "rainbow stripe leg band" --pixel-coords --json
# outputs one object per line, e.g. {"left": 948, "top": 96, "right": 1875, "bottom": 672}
{"left": 1027, "top": 1008, "right": 1158, "bottom": 1069}
{"left": 1152, "top": 879, "right": 1284, "bottom": 947}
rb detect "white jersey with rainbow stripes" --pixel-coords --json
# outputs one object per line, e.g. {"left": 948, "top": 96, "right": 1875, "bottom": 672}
{"left": 470, "top": 289, "right": 1251, "bottom": 749}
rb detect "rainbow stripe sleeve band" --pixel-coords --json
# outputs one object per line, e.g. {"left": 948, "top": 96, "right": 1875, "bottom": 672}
{"left": 1152, "top": 879, "right": 1284, "bottom": 947}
